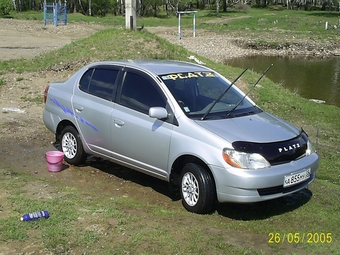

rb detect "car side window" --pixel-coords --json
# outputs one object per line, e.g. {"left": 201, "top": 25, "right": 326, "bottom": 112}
{"left": 79, "top": 69, "right": 93, "bottom": 91}
{"left": 120, "top": 71, "right": 166, "bottom": 114}
{"left": 79, "top": 68, "right": 119, "bottom": 101}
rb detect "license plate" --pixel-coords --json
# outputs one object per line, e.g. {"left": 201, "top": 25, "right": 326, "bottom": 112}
{"left": 284, "top": 168, "right": 311, "bottom": 188}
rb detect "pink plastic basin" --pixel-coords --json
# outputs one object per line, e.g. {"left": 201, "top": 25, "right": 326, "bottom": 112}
{"left": 45, "top": 151, "right": 64, "bottom": 172}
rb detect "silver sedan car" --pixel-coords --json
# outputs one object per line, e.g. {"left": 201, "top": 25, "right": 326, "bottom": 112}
{"left": 43, "top": 60, "right": 319, "bottom": 213}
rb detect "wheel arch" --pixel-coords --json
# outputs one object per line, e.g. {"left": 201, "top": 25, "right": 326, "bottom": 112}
{"left": 55, "top": 120, "right": 78, "bottom": 142}
{"left": 170, "top": 155, "right": 216, "bottom": 190}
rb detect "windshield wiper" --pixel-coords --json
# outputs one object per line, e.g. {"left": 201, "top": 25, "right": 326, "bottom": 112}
{"left": 201, "top": 68, "right": 248, "bottom": 120}
{"left": 225, "top": 64, "right": 273, "bottom": 118}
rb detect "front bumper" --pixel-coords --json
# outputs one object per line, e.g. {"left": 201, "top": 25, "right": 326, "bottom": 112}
{"left": 212, "top": 152, "right": 319, "bottom": 203}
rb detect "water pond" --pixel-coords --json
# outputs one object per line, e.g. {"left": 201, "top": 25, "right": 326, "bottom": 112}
{"left": 227, "top": 56, "right": 340, "bottom": 108}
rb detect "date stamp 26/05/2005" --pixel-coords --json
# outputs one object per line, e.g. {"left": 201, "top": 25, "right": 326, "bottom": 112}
{"left": 268, "top": 232, "right": 332, "bottom": 244}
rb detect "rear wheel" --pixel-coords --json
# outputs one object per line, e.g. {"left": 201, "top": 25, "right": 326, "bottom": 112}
{"left": 180, "top": 163, "right": 215, "bottom": 214}
{"left": 60, "top": 126, "right": 87, "bottom": 165}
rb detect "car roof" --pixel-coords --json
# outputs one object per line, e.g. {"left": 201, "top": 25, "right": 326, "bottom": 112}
{"left": 88, "top": 60, "right": 211, "bottom": 75}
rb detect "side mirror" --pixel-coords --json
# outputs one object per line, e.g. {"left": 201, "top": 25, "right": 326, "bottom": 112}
{"left": 149, "top": 107, "right": 168, "bottom": 119}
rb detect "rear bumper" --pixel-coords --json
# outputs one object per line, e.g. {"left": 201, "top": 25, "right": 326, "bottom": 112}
{"left": 43, "top": 109, "right": 60, "bottom": 134}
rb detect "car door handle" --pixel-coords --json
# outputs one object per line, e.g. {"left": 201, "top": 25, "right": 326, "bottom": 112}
{"left": 113, "top": 119, "right": 125, "bottom": 127}
{"left": 74, "top": 104, "right": 84, "bottom": 113}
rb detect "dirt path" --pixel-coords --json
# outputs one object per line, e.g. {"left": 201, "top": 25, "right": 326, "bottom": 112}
{"left": 0, "top": 18, "right": 104, "bottom": 60}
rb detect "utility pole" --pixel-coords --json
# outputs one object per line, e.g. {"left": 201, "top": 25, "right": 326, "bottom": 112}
{"left": 125, "top": 0, "right": 136, "bottom": 30}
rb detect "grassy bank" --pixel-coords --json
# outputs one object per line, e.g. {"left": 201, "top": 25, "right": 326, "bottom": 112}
{"left": 1, "top": 9, "right": 340, "bottom": 254}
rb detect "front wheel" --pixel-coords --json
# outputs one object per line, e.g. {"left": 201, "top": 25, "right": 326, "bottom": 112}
{"left": 60, "top": 126, "right": 87, "bottom": 165}
{"left": 180, "top": 163, "right": 216, "bottom": 214}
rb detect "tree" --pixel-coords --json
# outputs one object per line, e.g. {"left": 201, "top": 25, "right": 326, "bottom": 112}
{"left": 90, "top": 0, "right": 118, "bottom": 16}
{"left": 0, "top": 0, "right": 13, "bottom": 15}
{"left": 222, "top": 0, "right": 228, "bottom": 12}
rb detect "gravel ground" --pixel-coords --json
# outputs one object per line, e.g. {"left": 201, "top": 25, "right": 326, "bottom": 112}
{"left": 146, "top": 27, "right": 253, "bottom": 62}
{"left": 1, "top": 17, "right": 338, "bottom": 62}
{"left": 146, "top": 26, "right": 340, "bottom": 63}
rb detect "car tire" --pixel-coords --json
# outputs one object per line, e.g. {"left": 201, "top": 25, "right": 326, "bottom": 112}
{"left": 60, "top": 126, "right": 87, "bottom": 165}
{"left": 180, "top": 163, "right": 215, "bottom": 214}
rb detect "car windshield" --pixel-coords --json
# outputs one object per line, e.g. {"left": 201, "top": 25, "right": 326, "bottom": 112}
{"left": 160, "top": 71, "right": 261, "bottom": 120}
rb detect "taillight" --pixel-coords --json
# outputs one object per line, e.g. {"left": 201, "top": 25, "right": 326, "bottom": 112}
{"left": 44, "top": 86, "right": 49, "bottom": 103}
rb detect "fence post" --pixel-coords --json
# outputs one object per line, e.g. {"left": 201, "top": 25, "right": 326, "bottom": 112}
{"left": 63, "top": 3, "right": 67, "bottom": 25}
{"left": 54, "top": 3, "right": 58, "bottom": 26}
{"left": 44, "top": 4, "right": 47, "bottom": 26}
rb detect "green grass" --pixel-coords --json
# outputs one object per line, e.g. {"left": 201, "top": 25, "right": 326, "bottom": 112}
{"left": 0, "top": 9, "right": 340, "bottom": 254}
{"left": 0, "top": 29, "right": 189, "bottom": 72}
{"left": 2, "top": 166, "right": 339, "bottom": 254}
{"left": 20, "top": 95, "right": 43, "bottom": 104}
{"left": 197, "top": 8, "right": 340, "bottom": 32}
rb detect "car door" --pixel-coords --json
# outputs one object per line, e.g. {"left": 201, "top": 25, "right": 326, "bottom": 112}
{"left": 71, "top": 65, "right": 121, "bottom": 155}
{"left": 111, "top": 68, "right": 174, "bottom": 179}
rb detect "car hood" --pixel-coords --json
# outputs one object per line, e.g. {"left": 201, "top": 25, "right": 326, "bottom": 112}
{"left": 195, "top": 111, "right": 301, "bottom": 143}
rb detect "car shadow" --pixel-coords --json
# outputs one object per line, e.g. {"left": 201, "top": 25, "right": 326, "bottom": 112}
{"left": 75, "top": 155, "right": 313, "bottom": 219}
{"left": 84, "top": 156, "right": 182, "bottom": 202}
{"left": 215, "top": 188, "right": 313, "bottom": 220}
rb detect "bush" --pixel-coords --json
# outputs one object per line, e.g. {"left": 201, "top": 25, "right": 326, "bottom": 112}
{"left": 0, "top": 0, "right": 13, "bottom": 15}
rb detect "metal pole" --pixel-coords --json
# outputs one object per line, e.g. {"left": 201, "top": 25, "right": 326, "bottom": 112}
{"left": 178, "top": 13, "right": 181, "bottom": 40}
{"left": 64, "top": 2, "right": 67, "bottom": 25}
{"left": 54, "top": 3, "right": 58, "bottom": 26}
{"left": 193, "top": 13, "right": 196, "bottom": 37}
{"left": 44, "top": 3, "right": 46, "bottom": 26}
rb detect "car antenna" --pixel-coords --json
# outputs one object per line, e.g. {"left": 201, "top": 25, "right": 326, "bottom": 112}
{"left": 225, "top": 64, "right": 273, "bottom": 118}
{"left": 201, "top": 68, "right": 248, "bottom": 120}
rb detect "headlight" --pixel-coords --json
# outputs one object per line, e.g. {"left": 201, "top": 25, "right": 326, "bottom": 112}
{"left": 306, "top": 139, "right": 313, "bottom": 156}
{"left": 222, "top": 148, "right": 271, "bottom": 169}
